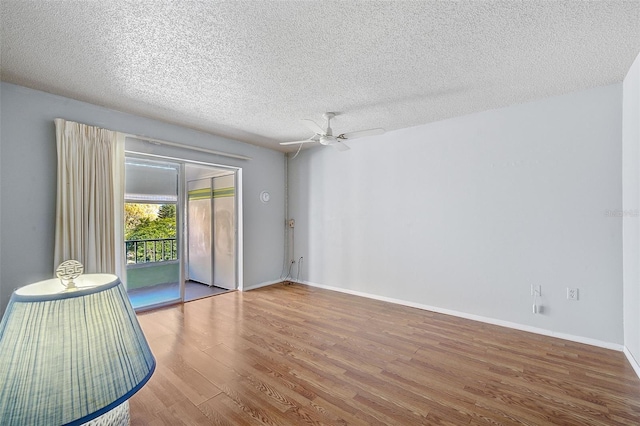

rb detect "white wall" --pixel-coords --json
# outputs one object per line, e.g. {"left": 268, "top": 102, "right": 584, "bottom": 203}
{"left": 623, "top": 53, "right": 640, "bottom": 369}
{"left": 0, "top": 82, "right": 285, "bottom": 315}
{"left": 289, "top": 84, "right": 624, "bottom": 345}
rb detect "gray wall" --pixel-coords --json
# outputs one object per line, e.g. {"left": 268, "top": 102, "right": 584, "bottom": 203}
{"left": 288, "top": 84, "right": 624, "bottom": 345}
{"left": 623, "top": 53, "right": 640, "bottom": 367}
{"left": 0, "top": 82, "right": 285, "bottom": 315}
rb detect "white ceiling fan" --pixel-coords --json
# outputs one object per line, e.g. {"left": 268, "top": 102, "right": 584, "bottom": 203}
{"left": 280, "top": 112, "right": 385, "bottom": 151}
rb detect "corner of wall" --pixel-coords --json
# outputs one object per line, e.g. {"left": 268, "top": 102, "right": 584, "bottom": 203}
{"left": 624, "top": 346, "right": 640, "bottom": 379}
{"left": 622, "top": 51, "right": 640, "bottom": 374}
{"left": 242, "top": 279, "right": 283, "bottom": 291}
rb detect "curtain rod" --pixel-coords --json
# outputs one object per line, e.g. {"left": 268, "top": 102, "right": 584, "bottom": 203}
{"left": 123, "top": 133, "right": 252, "bottom": 161}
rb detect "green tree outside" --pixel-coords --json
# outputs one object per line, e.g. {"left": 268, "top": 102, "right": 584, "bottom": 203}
{"left": 126, "top": 216, "right": 176, "bottom": 240}
{"left": 125, "top": 203, "right": 177, "bottom": 263}
{"left": 124, "top": 203, "right": 157, "bottom": 234}
{"left": 157, "top": 204, "right": 176, "bottom": 220}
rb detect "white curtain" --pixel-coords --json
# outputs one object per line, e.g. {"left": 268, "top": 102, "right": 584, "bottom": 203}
{"left": 54, "top": 119, "right": 125, "bottom": 279}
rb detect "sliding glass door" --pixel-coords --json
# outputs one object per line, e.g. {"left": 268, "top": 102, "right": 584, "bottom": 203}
{"left": 123, "top": 154, "right": 240, "bottom": 310}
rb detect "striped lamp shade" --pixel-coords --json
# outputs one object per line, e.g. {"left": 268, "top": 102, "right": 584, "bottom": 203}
{"left": 0, "top": 274, "right": 155, "bottom": 425}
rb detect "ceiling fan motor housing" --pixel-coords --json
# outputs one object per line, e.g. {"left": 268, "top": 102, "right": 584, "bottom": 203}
{"left": 319, "top": 135, "right": 337, "bottom": 145}
{"left": 279, "top": 111, "right": 384, "bottom": 150}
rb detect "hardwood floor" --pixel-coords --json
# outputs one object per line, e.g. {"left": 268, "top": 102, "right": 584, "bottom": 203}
{"left": 130, "top": 283, "right": 640, "bottom": 425}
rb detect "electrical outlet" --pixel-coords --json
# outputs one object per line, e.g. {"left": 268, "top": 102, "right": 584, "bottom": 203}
{"left": 288, "top": 219, "right": 295, "bottom": 228}
{"left": 567, "top": 288, "right": 579, "bottom": 301}
{"left": 530, "top": 284, "right": 541, "bottom": 296}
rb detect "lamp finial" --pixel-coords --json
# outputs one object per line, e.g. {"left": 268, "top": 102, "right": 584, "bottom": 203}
{"left": 56, "top": 260, "right": 84, "bottom": 291}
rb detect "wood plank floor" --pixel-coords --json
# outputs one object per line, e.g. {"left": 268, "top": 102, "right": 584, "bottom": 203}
{"left": 130, "top": 283, "right": 640, "bottom": 425}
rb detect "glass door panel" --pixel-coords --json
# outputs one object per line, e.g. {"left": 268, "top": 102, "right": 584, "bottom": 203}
{"left": 212, "top": 174, "right": 236, "bottom": 290}
{"left": 124, "top": 157, "right": 181, "bottom": 310}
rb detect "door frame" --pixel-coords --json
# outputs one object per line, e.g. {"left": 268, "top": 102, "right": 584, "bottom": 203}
{"left": 124, "top": 151, "right": 243, "bottom": 305}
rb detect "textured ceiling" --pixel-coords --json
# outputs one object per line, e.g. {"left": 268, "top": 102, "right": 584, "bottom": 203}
{"left": 1, "top": 1, "right": 639, "bottom": 152}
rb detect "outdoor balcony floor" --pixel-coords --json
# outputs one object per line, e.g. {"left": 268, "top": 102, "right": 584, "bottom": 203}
{"left": 128, "top": 280, "right": 231, "bottom": 310}
{"left": 126, "top": 262, "right": 231, "bottom": 310}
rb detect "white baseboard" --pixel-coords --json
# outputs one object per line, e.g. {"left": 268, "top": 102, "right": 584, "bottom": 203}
{"left": 242, "top": 279, "right": 283, "bottom": 291}
{"left": 624, "top": 347, "right": 640, "bottom": 379}
{"left": 296, "top": 280, "right": 624, "bottom": 352}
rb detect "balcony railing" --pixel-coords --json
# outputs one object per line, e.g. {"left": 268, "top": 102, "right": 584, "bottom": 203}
{"left": 126, "top": 238, "right": 177, "bottom": 264}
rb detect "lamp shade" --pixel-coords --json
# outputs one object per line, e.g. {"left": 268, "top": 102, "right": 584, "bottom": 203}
{"left": 0, "top": 274, "right": 155, "bottom": 425}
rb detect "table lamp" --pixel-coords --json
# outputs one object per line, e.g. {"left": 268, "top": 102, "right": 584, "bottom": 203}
{"left": 0, "top": 261, "right": 155, "bottom": 425}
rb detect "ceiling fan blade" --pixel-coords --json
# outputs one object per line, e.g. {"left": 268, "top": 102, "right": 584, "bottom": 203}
{"left": 280, "top": 139, "right": 317, "bottom": 146}
{"left": 339, "top": 128, "right": 385, "bottom": 140}
{"left": 300, "top": 119, "right": 325, "bottom": 135}
{"left": 331, "top": 141, "right": 350, "bottom": 151}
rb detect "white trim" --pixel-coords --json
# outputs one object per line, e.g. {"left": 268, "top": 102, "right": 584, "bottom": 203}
{"left": 243, "top": 279, "right": 283, "bottom": 291}
{"left": 236, "top": 169, "right": 244, "bottom": 292}
{"left": 297, "top": 280, "right": 624, "bottom": 352}
{"left": 624, "top": 346, "right": 640, "bottom": 379}
{"left": 124, "top": 134, "right": 252, "bottom": 161}
{"left": 124, "top": 194, "right": 178, "bottom": 203}
{"left": 178, "top": 163, "right": 186, "bottom": 302}
{"left": 124, "top": 150, "right": 239, "bottom": 172}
